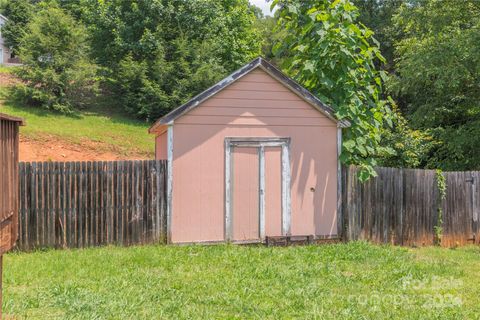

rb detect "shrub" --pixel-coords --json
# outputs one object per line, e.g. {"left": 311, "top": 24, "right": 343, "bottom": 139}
{"left": 14, "top": 6, "right": 97, "bottom": 113}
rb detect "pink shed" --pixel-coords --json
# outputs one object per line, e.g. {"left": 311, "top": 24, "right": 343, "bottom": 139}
{"left": 149, "top": 57, "right": 349, "bottom": 244}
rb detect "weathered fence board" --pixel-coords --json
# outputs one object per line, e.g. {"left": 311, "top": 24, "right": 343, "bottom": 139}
{"left": 17, "top": 160, "right": 167, "bottom": 250}
{"left": 442, "top": 171, "right": 480, "bottom": 246}
{"left": 343, "top": 166, "right": 480, "bottom": 247}
{"left": 1, "top": 115, "right": 23, "bottom": 253}
{"left": 1, "top": 114, "right": 23, "bottom": 318}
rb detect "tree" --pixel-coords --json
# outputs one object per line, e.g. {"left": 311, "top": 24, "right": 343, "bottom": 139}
{"left": 0, "top": 0, "right": 10, "bottom": 11}
{"left": 273, "top": 0, "right": 393, "bottom": 180}
{"left": 351, "top": 0, "right": 403, "bottom": 70}
{"left": 14, "top": 5, "right": 97, "bottom": 112}
{"left": 2, "top": 0, "right": 34, "bottom": 56}
{"left": 254, "top": 12, "right": 288, "bottom": 66}
{"left": 377, "top": 105, "right": 433, "bottom": 168}
{"left": 389, "top": 0, "right": 480, "bottom": 170}
{"left": 82, "top": 0, "right": 261, "bottom": 120}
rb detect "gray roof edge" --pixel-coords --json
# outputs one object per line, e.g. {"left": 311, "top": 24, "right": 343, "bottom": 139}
{"left": 149, "top": 57, "right": 350, "bottom": 133}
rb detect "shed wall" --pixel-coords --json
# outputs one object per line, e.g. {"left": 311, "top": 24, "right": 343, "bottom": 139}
{"left": 159, "top": 69, "right": 339, "bottom": 243}
{"left": 155, "top": 131, "right": 168, "bottom": 160}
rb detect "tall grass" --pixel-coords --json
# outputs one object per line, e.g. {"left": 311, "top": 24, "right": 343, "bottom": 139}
{"left": 3, "top": 242, "right": 480, "bottom": 319}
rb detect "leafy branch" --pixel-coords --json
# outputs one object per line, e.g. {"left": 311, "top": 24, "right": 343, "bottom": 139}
{"left": 273, "top": 0, "right": 394, "bottom": 181}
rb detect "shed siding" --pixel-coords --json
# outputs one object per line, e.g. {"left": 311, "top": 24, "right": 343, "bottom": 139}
{"left": 165, "top": 69, "right": 338, "bottom": 243}
{"left": 155, "top": 131, "right": 168, "bottom": 160}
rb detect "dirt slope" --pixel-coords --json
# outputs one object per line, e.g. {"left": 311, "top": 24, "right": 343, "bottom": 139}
{"left": 19, "top": 135, "right": 149, "bottom": 162}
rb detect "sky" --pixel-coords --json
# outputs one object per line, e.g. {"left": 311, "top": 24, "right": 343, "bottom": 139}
{"left": 249, "top": 0, "right": 275, "bottom": 16}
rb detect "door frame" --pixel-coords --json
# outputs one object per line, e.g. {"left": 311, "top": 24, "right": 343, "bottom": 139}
{"left": 224, "top": 137, "right": 291, "bottom": 242}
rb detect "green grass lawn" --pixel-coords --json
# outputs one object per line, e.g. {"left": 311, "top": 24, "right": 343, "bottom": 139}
{"left": 0, "top": 88, "right": 155, "bottom": 158}
{"left": 3, "top": 242, "right": 480, "bottom": 319}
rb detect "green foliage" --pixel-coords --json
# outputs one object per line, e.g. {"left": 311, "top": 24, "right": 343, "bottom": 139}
{"left": 2, "top": 0, "right": 34, "bottom": 56}
{"left": 83, "top": 0, "right": 261, "bottom": 120}
{"left": 378, "top": 104, "right": 434, "bottom": 168}
{"left": 273, "top": 0, "right": 393, "bottom": 181}
{"left": 3, "top": 0, "right": 260, "bottom": 120}
{"left": 352, "top": 0, "right": 403, "bottom": 70}
{"left": 112, "top": 39, "right": 228, "bottom": 120}
{"left": 434, "top": 169, "right": 447, "bottom": 245}
{"left": 114, "top": 55, "right": 169, "bottom": 120}
{"left": 436, "top": 169, "right": 447, "bottom": 200}
{"left": 389, "top": 0, "right": 480, "bottom": 171}
{"left": 0, "top": 0, "right": 10, "bottom": 11}
{"left": 14, "top": 5, "right": 98, "bottom": 113}
{"left": 254, "top": 13, "right": 288, "bottom": 66}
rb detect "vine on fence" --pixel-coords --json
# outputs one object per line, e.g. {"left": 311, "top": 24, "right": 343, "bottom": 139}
{"left": 434, "top": 169, "right": 447, "bottom": 245}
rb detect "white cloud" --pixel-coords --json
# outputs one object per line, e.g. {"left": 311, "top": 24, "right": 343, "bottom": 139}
{"left": 249, "top": 0, "right": 276, "bottom": 17}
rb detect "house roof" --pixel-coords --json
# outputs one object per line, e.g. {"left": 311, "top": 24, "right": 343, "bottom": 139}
{"left": 0, "top": 113, "right": 25, "bottom": 125}
{"left": 149, "top": 57, "right": 350, "bottom": 133}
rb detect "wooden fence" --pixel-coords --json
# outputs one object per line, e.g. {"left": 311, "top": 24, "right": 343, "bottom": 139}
{"left": 1, "top": 113, "right": 23, "bottom": 318}
{"left": 14, "top": 161, "right": 480, "bottom": 250}
{"left": 0, "top": 114, "right": 23, "bottom": 254}
{"left": 17, "top": 160, "right": 167, "bottom": 250}
{"left": 342, "top": 166, "right": 480, "bottom": 247}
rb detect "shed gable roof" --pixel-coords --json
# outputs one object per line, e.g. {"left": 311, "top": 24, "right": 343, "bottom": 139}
{"left": 149, "top": 57, "right": 349, "bottom": 133}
